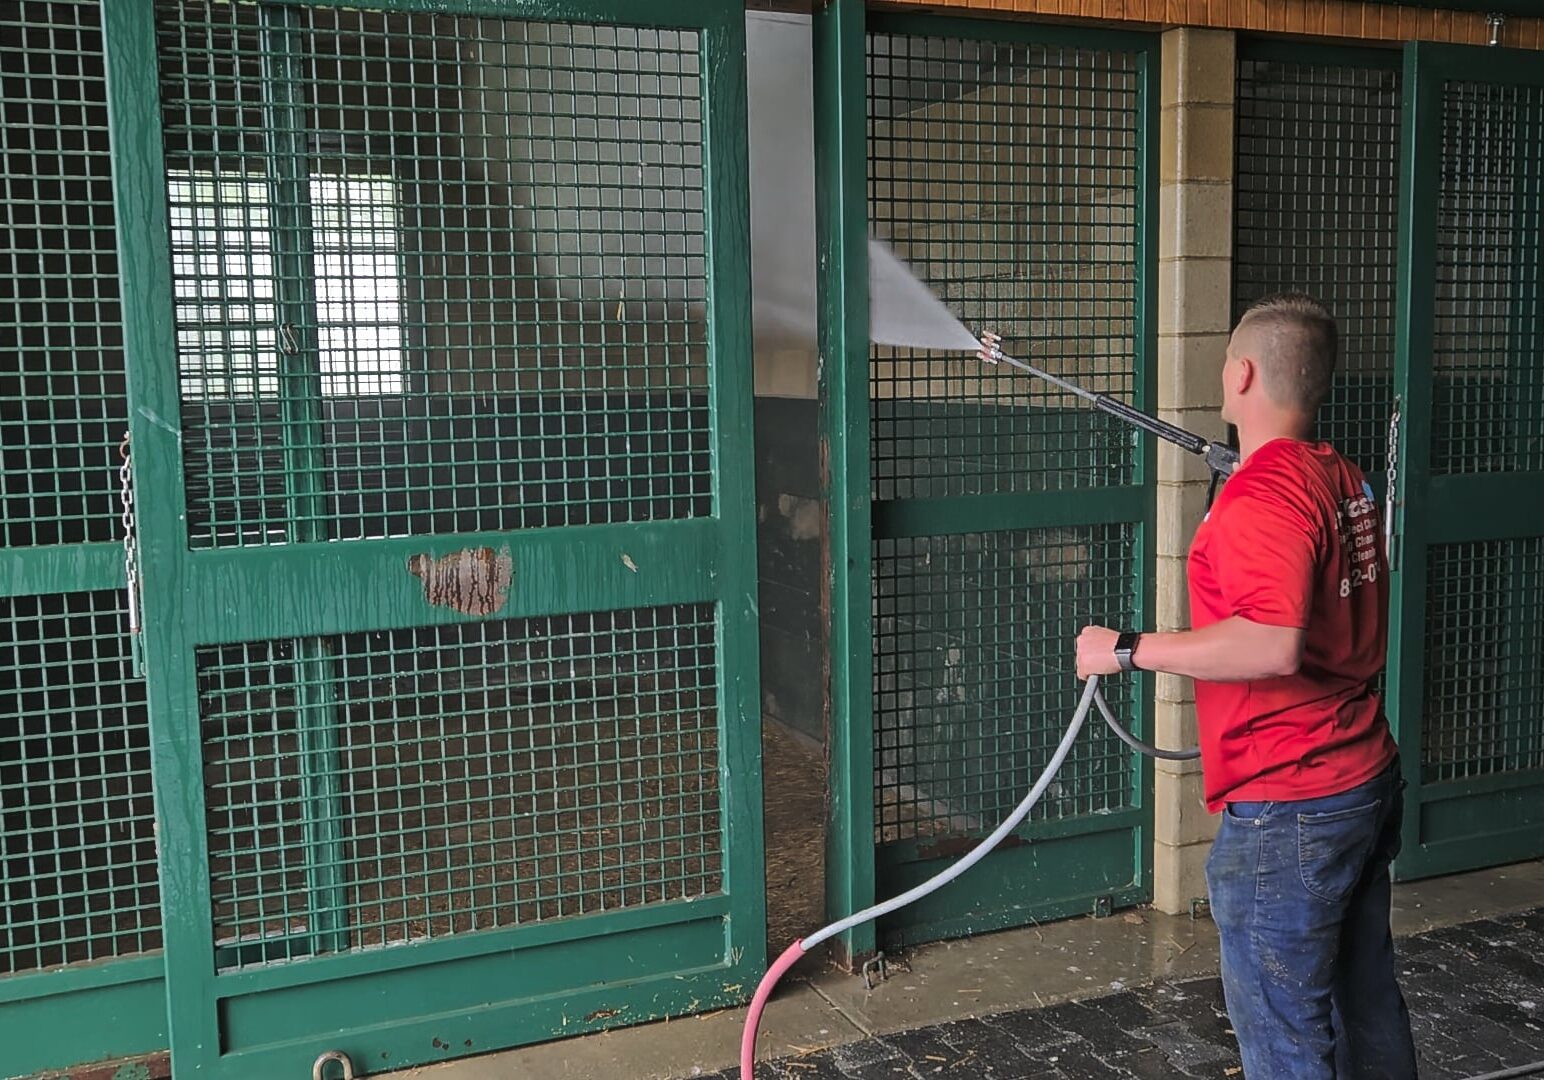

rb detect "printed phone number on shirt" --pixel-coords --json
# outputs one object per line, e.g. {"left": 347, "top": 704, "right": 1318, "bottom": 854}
{"left": 1339, "top": 492, "right": 1380, "bottom": 598}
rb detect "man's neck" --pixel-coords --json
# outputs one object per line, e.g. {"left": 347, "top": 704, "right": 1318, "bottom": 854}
{"left": 1237, "top": 417, "right": 1313, "bottom": 462}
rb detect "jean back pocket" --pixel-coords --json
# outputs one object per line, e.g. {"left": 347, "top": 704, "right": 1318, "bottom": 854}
{"left": 1297, "top": 800, "right": 1381, "bottom": 903}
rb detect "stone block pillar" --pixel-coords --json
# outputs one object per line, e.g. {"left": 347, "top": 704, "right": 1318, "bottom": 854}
{"left": 1153, "top": 26, "right": 1235, "bottom": 915}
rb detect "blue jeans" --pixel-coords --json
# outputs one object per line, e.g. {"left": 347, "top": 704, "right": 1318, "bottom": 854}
{"left": 1204, "top": 760, "right": 1418, "bottom": 1079}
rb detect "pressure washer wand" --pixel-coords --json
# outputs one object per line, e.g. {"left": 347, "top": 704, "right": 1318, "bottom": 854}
{"left": 977, "top": 331, "right": 1239, "bottom": 501}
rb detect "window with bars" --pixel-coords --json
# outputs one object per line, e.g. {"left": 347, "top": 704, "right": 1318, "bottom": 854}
{"left": 168, "top": 169, "right": 404, "bottom": 400}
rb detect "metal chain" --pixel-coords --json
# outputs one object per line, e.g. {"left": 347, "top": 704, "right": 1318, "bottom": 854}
{"left": 1385, "top": 397, "right": 1401, "bottom": 567}
{"left": 118, "top": 432, "right": 141, "bottom": 638}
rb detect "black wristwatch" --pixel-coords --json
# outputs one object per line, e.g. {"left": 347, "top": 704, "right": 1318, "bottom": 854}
{"left": 1114, "top": 631, "right": 1143, "bottom": 673}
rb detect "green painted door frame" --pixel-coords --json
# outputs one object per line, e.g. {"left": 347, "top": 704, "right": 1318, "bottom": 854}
{"left": 102, "top": 0, "right": 764, "bottom": 1075}
{"left": 819, "top": 7, "right": 1159, "bottom": 955}
{"left": 1390, "top": 40, "right": 1544, "bottom": 880}
{"left": 814, "top": 0, "right": 879, "bottom": 969}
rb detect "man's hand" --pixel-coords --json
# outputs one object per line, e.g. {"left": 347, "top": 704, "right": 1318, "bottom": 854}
{"left": 1075, "top": 625, "right": 1122, "bottom": 680}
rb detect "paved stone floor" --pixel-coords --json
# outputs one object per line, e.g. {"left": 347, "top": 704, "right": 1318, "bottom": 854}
{"left": 698, "top": 907, "right": 1544, "bottom": 1080}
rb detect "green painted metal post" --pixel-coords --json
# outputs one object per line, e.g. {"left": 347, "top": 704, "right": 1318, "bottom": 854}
{"left": 1389, "top": 41, "right": 1440, "bottom": 876}
{"left": 1501, "top": 99, "right": 1543, "bottom": 778}
{"left": 258, "top": 1, "right": 348, "bottom": 958}
{"left": 814, "top": 0, "right": 877, "bottom": 968}
{"left": 101, "top": 0, "right": 222, "bottom": 1070}
{"left": 700, "top": 5, "right": 769, "bottom": 983}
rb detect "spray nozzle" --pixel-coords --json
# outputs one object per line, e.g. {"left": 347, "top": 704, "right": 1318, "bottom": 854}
{"left": 977, "top": 330, "right": 1003, "bottom": 365}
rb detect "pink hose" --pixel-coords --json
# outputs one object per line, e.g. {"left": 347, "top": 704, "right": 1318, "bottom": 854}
{"left": 740, "top": 939, "right": 806, "bottom": 1080}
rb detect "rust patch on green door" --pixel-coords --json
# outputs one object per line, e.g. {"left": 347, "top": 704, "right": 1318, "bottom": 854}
{"left": 407, "top": 547, "right": 513, "bottom": 616}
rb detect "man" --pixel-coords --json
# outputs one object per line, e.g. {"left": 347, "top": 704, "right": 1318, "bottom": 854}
{"left": 1076, "top": 293, "right": 1418, "bottom": 1079}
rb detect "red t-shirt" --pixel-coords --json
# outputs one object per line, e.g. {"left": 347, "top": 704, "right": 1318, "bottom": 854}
{"left": 1186, "top": 437, "right": 1397, "bottom": 811}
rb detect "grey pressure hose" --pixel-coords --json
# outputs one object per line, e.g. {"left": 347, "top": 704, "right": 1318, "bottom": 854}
{"left": 1097, "top": 691, "right": 1201, "bottom": 761}
{"left": 806, "top": 676, "right": 1107, "bottom": 949}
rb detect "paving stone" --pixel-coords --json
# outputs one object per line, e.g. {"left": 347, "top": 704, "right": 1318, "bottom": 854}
{"left": 929, "top": 1018, "right": 1044, "bottom": 1075}
{"left": 983, "top": 1011, "right": 1087, "bottom": 1054}
{"left": 830, "top": 1037, "right": 910, "bottom": 1079}
{"left": 1079, "top": 991, "right": 1177, "bottom": 1034}
{"left": 765, "top": 1054, "right": 850, "bottom": 1080}
{"left": 1129, "top": 1018, "right": 1234, "bottom": 1073}
{"left": 1103, "top": 1045, "right": 1190, "bottom": 1080}
{"left": 1031, "top": 1001, "right": 1153, "bottom": 1058}
{"left": 1028, "top": 1040, "right": 1124, "bottom": 1080}
{"left": 884, "top": 1025, "right": 976, "bottom": 1072}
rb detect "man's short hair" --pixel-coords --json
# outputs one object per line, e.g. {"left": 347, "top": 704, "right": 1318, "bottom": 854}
{"left": 1235, "top": 292, "right": 1338, "bottom": 414}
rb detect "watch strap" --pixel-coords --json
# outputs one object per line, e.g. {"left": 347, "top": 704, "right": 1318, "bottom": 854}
{"left": 1114, "top": 631, "right": 1143, "bottom": 673}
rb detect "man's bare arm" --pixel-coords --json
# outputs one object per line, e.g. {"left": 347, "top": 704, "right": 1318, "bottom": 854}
{"left": 1076, "top": 618, "right": 1306, "bottom": 683}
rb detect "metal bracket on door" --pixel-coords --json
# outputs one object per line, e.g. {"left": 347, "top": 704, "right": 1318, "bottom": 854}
{"left": 313, "top": 1049, "right": 357, "bottom": 1080}
{"left": 117, "top": 432, "right": 144, "bottom": 678}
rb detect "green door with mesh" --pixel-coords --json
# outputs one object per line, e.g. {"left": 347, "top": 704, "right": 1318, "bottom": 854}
{"left": 102, "top": 1, "right": 763, "bottom": 1075}
{"left": 1, "top": 4, "right": 167, "bottom": 1075}
{"left": 1390, "top": 41, "right": 1544, "bottom": 880}
{"left": 865, "top": 14, "right": 1157, "bottom": 947}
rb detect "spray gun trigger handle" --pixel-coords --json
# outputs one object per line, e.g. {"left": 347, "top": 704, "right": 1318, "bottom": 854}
{"left": 1204, "top": 441, "right": 1240, "bottom": 478}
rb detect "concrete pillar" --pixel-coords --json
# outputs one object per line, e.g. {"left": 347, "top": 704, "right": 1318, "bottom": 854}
{"left": 1152, "top": 26, "right": 1235, "bottom": 915}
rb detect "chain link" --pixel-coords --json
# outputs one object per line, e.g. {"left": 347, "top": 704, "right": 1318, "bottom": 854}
{"left": 118, "top": 432, "right": 141, "bottom": 637}
{"left": 1385, "top": 397, "right": 1401, "bottom": 567}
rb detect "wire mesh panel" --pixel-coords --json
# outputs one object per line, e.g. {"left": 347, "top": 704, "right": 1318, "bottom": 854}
{"left": 1432, "top": 80, "right": 1544, "bottom": 476}
{"left": 156, "top": 2, "right": 712, "bottom": 547}
{"left": 199, "top": 604, "right": 721, "bottom": 970}
{"left": 0, "top": 0, "right": 164, "bottom": 1044}
{"left": 1234, "top": 46, "right": 1401, "bottom": 474}
{"left": 1416, "top": 77, "right": 1544, "bottom": 785}
{"left": 874, "top": 526, "right": 1140, "bottom": 843}
{"left": 0, "top": 591, "right": 158, "bottom": 974}
{"left": 868, "top": 32, "right": 1142, "bottom": 500}
{"left": 1422, "top": 539, "right": 1544, "bottom": 784}
{"left": 1, "top": 1, "right": 125, "bottom": 546}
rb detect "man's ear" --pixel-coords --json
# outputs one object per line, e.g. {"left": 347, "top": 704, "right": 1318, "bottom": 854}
{"left": 1234, "top": 355, "right": 1257, "bottom": 395}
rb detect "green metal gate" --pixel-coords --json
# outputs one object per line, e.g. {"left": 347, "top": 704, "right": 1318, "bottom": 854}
{"left": 1390, "top": 41, "right": 1544, "bottom": 879}
{"left": 0, "top": 4, "right": 167, "bottom": 1075}
{"left": 102, "top": 1, "right": 763, "bottom": 1074}
{"left": 819, "top": 8, "right": 1157, "bottom": 954}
